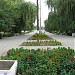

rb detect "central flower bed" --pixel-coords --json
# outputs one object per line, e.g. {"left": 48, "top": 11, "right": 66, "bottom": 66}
{"left": 28, "top": 33, "right": 53, "bottom": 40}
{"left": 21, "top": 32, "right": 62, "bottom": 46}
{"left": 21, "top": 40, "right": 61, "bottom": 46}
{"left": 1, "top": 47, "right": 75, "bottom": 75}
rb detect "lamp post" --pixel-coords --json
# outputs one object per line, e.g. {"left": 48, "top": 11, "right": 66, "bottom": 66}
{"left": 37, "top": 0, "right": 39, "bottom": 31}
{"left": 37, "top": 0, "right": 39, "bottom": 46}
{"left": 40, "top": 0, "right": 41, "bottom": 32}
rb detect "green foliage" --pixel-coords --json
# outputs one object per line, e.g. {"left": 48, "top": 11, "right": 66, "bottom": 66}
{"left": 21, "top": 40, "right": 61, "bottom": 46}
{"left": 19, "top": 2, "right": 37, "bottom": 32}
{"left": 45, "top": 0, "right": 75, "bottom": 35}
{"left": 1, "top": 47, "right": 75, "bottom": 75}
{"left": 33, "top": 33, "right": 47, "bottom": 37}
{"left": 3, "top": 32, "right": 14, "bottom": 37}
{"left": 28, "top": 32, "right": 53, "bottom": 40}
{"left": 0, "top": 0, "right": 16, "bottom": 32}
{"left": 0, "top": 0, "right": 36, "bottom": 35}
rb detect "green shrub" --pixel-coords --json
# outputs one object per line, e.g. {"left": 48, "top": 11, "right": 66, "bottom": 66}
{"left": 33, "top": 33, "right": 47, "bottom": 37}
{"left": 3, "top": 32, "right": 14, "bottom": 37}
{"left": 28, "top": 32, "right": 53, "bottom": 40}
{"left": 21, "top": 40, "right": 61, "bottom": 46}
{"left": 1, "top": 47, "right": 75, "bottom": 75}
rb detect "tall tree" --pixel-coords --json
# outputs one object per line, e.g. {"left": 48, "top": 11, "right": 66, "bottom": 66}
{"left": 20, "top": 2, "right": 37, "bottom": 31}
{"left": 0, "top": 0, "right": 37, "bottom": 34}
{"left": 45, "top": 0, "right": 75, "bottom": 35}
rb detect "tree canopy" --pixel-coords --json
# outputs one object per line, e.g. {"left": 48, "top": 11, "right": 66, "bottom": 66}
{"left": 0, "top": 0, "right": 37, "bottom": 34}
{"left": 45, "top": 0, "right": 75, "bottom": 35}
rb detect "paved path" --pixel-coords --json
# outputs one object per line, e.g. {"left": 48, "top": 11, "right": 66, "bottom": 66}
{"left": 45, "top": 31, "right": 75, "bottom": 49}
{"left": 0, "top": 30, "right": 75, "bottom": 56}
{"left": 0, "top": 31, "right": 35, "bottom": 56}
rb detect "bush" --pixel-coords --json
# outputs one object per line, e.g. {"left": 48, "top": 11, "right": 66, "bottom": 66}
{"left": 1, "top": 47, "right": 75, "bottom": 75}
{"left": 3, "top": 32, "right": 14, "bottom": 37}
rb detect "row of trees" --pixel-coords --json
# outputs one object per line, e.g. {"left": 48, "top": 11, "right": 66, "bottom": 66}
{"left": 0, "top": 0, "right": 36, "bottom": 35}
{"left": 45, "top": 0, "right": 75, "bottom": 35}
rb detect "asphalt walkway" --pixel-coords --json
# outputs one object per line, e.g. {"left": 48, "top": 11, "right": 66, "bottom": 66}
{"left": 0, "top": 30, "right": 75, "bottom": 56}
{"left": 45, "top": 32, "right": 75, "bottom": 49}
{"left": 0, "top": 31, "right": 35, "bottom": 56}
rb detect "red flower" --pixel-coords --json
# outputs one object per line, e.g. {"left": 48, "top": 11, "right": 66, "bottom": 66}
{"left": 40, "top": 51, "right": 43, "bottom": 55}
{"left": 26, "top": 56, "right": 32, "bottom": 60}
{"left": 16, "top": 52, "right": 18, "bottom": 58}
{"left": 68, "top": 58, "right": 71, "bottom": 61}
{"left": 52, "top": 59, "right": 54, "bottom": 62}
{"left": 56, "top": 55, "right": 60, "bottom": 58}
{"left": 73, "top": 58, "right": 75, "bottom": 60}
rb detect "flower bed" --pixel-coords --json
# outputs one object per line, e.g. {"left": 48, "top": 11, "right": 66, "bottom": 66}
{"left": 21, "top": 40, "right": 61, "bottom": 46}
{"left": 1, "top": 47, "right": 75, "bottom": 75}
{"left": 28, "top": 33, "right": 53, "bottom": 40}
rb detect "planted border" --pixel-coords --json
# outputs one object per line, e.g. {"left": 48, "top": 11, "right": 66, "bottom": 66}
{"left": 28, "top": 33, "right": 53, "bottom": 40}
{"left": 1, "top": 47, "right": 75, "bottom": 75}
{"left": 20, "top": 40, "right": 61, "bottom": 46}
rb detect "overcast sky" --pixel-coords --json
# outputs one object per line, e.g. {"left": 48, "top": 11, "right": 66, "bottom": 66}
{"left": 25, "top": 0, "right": 49, "bottom": 27}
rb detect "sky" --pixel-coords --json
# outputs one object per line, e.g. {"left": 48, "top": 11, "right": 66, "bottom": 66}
{"left": 25, "top": 0, "right": 50, "bottom": 27}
